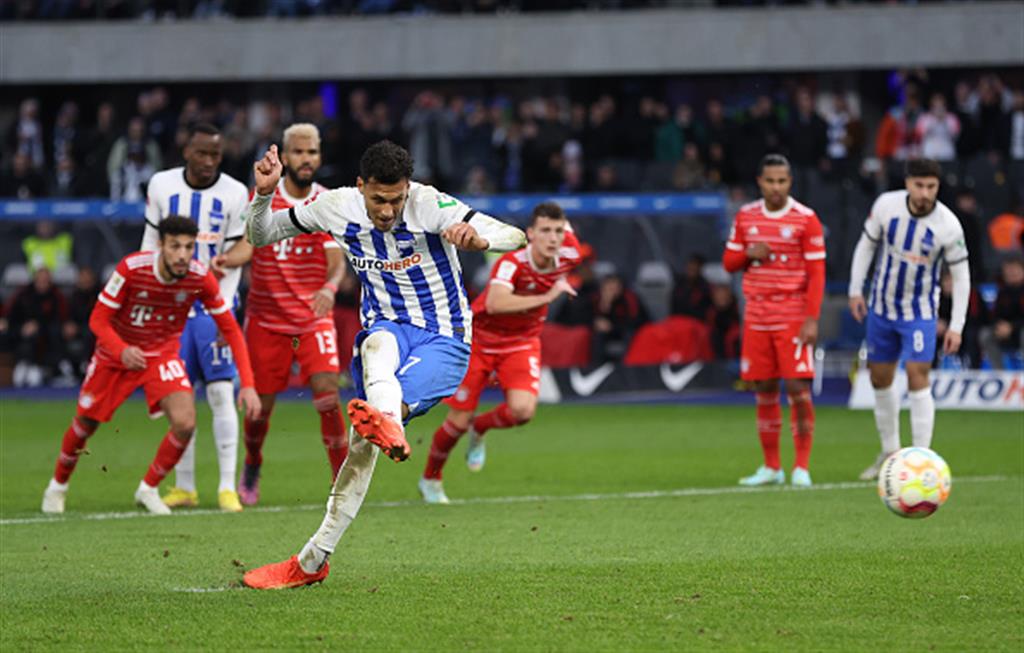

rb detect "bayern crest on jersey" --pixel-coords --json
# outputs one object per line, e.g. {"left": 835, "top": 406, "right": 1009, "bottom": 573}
{"left": 175, "top": 291, "right": 188, "bottom": 303}
{"left": 781, "top": 226, "right": 793, "bottom": 239}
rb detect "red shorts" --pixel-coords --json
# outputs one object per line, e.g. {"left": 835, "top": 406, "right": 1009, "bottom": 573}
{"left": 445, "top": 340, "right": 542, "bottom": 412}
{"left": 740, "top": 322, "right": 815, "bottom": 381}
{"left": 77, "top": 352, "right": 192, "bottom": 423}
{"left": 245, "top": 319, "right": 341, "bottom": 395}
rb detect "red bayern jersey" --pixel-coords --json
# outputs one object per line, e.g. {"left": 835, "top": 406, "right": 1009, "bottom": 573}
{"left": 472, "top": 229, "right": 583, "bottom": 352}
{"left": 725, "top": 197, "right": 826, "bottom": 328}
{"left": 95, "top": 251, "right": 227, "bottom": 362}
{"left": 246, "top": 180, "right": 341, "bottom": 335}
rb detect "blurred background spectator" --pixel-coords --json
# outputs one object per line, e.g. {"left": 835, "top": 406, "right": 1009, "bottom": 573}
{"left": 587, "top": 273, "right": 649, "bottom": 364}
{"left": 982, "top": 256, "right": 1024, "bottom": 369}
{"left": 1, "top": 63, "right": 1022, "bottom": 380}
{"left": 5, "top": 267, "right": 72, "bottom": 387}
{"left": 22, "top": 220, "right": 73, "bottom": 273}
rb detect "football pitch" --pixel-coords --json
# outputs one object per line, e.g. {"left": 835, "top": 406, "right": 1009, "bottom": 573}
{"left": 1, "top": 398, "right": 1021, "bottom": 651}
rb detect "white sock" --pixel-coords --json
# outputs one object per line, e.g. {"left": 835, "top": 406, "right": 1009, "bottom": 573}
{"left": 207, "top": 381, "right": 239, "bottom": 493}
{"left": 298, "top": 427, "right": 379, "bottom": 574}
{"left": 361, "top": 331, "right": 403, "bottom": 425}
{"left": 174, "top": 432, "right": 197, "bottom": 492}
{"left": 47, "top": 478, "right": 68, "bottom": 492}
{"left": 908, "top": 387, "right": 935, "bottom": 449}
{"left": 873, "top": 385, "right": 901, "bottom": 454}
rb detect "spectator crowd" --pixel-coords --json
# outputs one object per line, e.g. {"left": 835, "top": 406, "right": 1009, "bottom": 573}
{"left": 2, "top": 1, "right": 975, "bottom": 21}
{"left": 2, "top": 68, "right": 1023, "bottom": 385}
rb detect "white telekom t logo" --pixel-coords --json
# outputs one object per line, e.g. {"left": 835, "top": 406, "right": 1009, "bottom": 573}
{"left": 274, "top": 239, "right": 294, "bottom": 260}
{"left": 130, "top": 305, "right": 153, "bottom": 327}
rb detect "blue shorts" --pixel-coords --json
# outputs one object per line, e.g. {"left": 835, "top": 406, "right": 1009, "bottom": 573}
{"left": 866, "top": 313, "right": 936, "bottom": 364}
{"left": 351, "top": 321, "right": 471, "bottom": 423}
{"left": 179, "top": 311, "right": 238, "bottom": 385}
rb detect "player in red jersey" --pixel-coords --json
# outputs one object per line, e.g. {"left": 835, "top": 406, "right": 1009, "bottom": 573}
{"left": 40, "top": 217, "right": 261, "bottom": 515}
{"left": 419, "top": 202, "right": 581, "bottom": 503}
{"left": 233, "top": 123, "right": 349, "bottom": 504}
{"left": 722, "top": 154, "right": 826, "bottom": 488}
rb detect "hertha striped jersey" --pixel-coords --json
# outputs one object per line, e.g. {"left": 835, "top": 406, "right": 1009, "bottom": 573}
{"left": 725, "top": 197, "right": 826, "bottom": 328}
{"left": 246, "top": 179, "right": 341, "bottom": 334}
{"left": 863, "top": 190, "right": 968, "bottom": 322}
{"left": 247, "top": 182, "right": 526, "bottom": 346}
{"left": 141, "top": 167, "right": 249, "bottom": 304}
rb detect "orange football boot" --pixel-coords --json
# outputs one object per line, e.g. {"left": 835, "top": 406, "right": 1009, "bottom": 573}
{"left": 242, "top": 555, "right": 329, "bottom": 590}
{"left": 346, "top": 398, "right": 411, "bottom": 462}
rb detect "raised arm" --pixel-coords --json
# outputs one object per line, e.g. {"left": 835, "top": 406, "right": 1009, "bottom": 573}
{"left": 246, "top": 145, "right": 330, "bottom": 246}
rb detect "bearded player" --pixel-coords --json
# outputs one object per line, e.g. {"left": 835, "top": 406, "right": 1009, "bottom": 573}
{"left": 41, "top": 217, "right": 260, "bottom": 515}
{"left": 238, "top": 123, "right": 349, "bottom": 504}
{"left": 849, "top": 158, "right": 970, "bottom": 480}
{"left": 141, "top": 123, "right": 251, "bottom": 512}
{"left": 723, "top": 154, "right": 826, "bottom": 488}
{"left": 419, "top": 201, "right": 581, "bottom": 504}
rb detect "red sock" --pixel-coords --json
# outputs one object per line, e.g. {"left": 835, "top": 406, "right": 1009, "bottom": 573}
{"left": 756, "top": 392, "right": 782, "bottom": 470}
{"left": 789, "top": 390, "right": 815, "bottom": 470}
{"left": 314, "top": 392, "right": 348, "bottom": 478}
{"left": 472, "top": 403, "right": 524, "bottom": 437}
{"left": 423, "top": 418, "right": 468, "bottom": 480}
{"left": 144, "top": 431, "right": 190, "bottom": 487}
{"left": 54, "top": 417, "right": 98, "bottom": 483}
{"left": 244, "top": 409, "right": 272, "bottom": 467}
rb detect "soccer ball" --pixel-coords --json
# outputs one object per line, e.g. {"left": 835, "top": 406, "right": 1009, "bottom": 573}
{"left": 877, "top": 447, "right": 952, "bottom": 519}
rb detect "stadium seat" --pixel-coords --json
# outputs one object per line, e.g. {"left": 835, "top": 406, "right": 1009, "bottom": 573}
{"left": 1, "top": 263, "right": 30, "bottom": 290}
{"left": 101, "top": 263, "right": 118, "bottom": 283}
{"left": 623, "top": 316, "right": 712, "bottom": 366}
{"left": 540, "top": 323, "right": 591, "bottom": 368}
{"left": 591, "top": 260, "right": 617, "bottom": 280}
{"left": 634, "top": 261, "right": 674, "bottom": 322}
{"left": 52, "top": 265, "right": 78, "bottom": 287}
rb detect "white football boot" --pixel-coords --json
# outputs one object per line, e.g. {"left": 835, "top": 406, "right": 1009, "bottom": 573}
{"left": 41, "top": 480, "right": 68, "bottom": 514}
{"left": 135, "top": 481, "right": 172, "bottom": 515}
{"left": 418, "top": 478, "right": 451, "bottom": 505}
{"left": 738, "top": 465, "right": 785, "bottom": 486}
{"left": 791, "top": 467, "right": 813, "bottom": 487}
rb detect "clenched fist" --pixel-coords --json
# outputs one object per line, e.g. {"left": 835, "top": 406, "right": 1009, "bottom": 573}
{"left": 253, "top": 145, "right": 283, "bottom": 196}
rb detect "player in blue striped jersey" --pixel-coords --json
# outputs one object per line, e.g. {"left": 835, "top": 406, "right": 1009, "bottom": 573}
{"left": 241, "top": 140, "right": 526, "bottom": 589}
{"left": 140, "top": 123, "right": 251, "bottom": 512}
{"left": 848, "top": 158, "right": 971, "bottom": 480}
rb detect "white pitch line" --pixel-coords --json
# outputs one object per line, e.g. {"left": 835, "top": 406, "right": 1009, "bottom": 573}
{"left": 0, "top": 475, "right": 1011, "bottom": 527}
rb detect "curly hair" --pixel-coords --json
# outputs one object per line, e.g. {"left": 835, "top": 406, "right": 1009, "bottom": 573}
{"left": 359, "top": 140, "right": 414, "bottom": 184}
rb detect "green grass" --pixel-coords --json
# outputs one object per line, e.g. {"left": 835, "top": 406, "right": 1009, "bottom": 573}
{"left": 1, "top": 398, "right": 1022, "bottom": 651}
